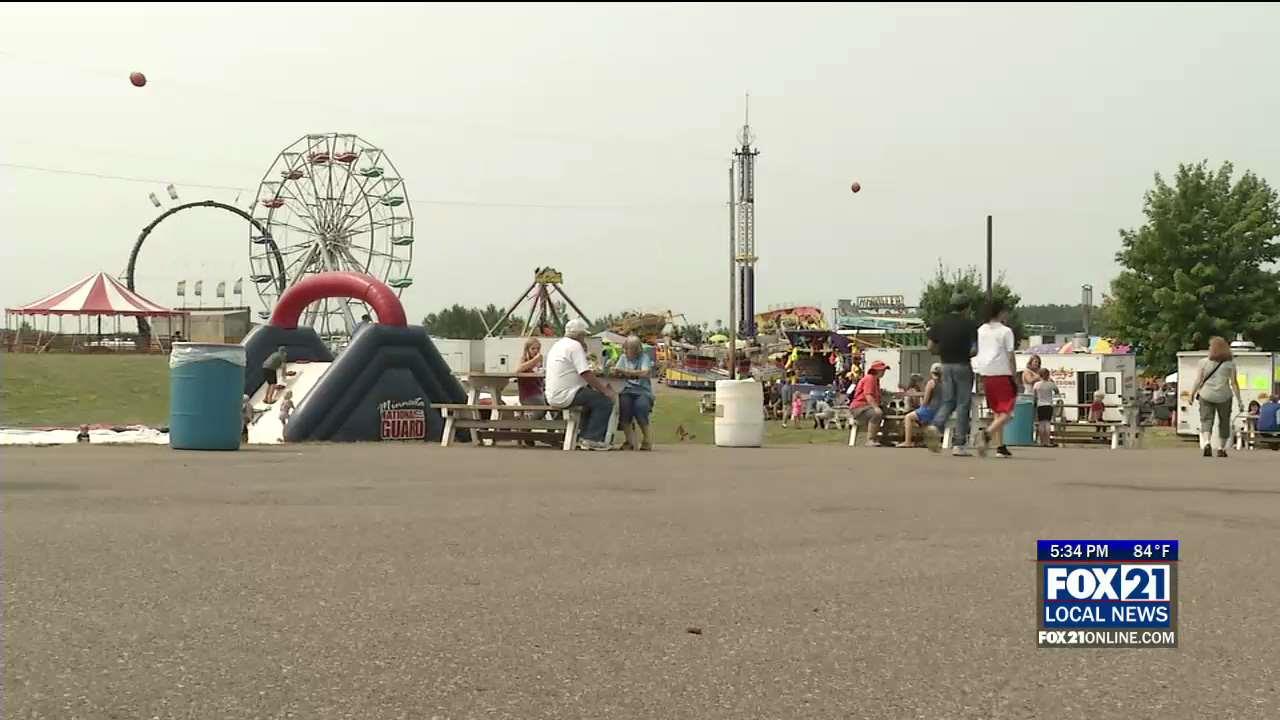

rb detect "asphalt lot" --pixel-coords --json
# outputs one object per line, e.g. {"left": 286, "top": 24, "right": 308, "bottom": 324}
{"left": 3, "top": 443, "right": 1278, "bottom": 719}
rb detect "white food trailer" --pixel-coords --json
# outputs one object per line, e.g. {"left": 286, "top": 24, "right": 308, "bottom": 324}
{"left": 863, "top": 347, "right": 940, "bottom": 391}
{"left": 1015, "top": 352, "right": 1137, "bottom": 423}
{"left": 1175, "top": 351, "right": 1279, "bottom": 437}
{"left": 430, "top": 338, "right": 485, "bottom": 376}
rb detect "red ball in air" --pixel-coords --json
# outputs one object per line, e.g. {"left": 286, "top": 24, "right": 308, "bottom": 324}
{"left": 850, "top": 181, "right": 861, "bottom": 194}
{"left": 129, "top": 72, "right": 147, "bottom": 87}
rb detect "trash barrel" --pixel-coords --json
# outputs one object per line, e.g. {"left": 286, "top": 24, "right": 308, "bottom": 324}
{"left": 1006, "top": 394, "right": 1036, "bottom": 446}
{"left": 169, "top": 342, "right": 246, "bottom": 450}
{"left": 714, "top": 379, "right": 764, "bottom": 447}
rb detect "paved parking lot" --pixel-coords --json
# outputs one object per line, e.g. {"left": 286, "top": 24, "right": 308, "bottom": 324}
{"left": 3, "top": 443, "right": 1278, "bottom": 719}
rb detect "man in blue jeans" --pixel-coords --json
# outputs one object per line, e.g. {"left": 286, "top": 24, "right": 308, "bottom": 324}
{"left": 925, "top": 295, "right": 978, "bottom": 456}
{"left": 545, "top": 318, "right": 617, "bottom": 451}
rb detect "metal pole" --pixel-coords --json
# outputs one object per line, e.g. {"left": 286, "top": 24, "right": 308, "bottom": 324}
{"left": 728, "top": 160, "right": 737, "bottom": 380}
{"left": 1081, "top": 284, "right": 1093, "bottom": 337}
{"left": 985, "top": 214, "right": 993, "bottom": 302}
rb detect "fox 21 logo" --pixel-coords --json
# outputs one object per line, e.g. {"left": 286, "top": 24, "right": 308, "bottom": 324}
{"left": 1046, "top": 565, "right": 1171, "bottom": 602}
{"left": 1037, "top": 540, "right": 1178, "bottom": 648}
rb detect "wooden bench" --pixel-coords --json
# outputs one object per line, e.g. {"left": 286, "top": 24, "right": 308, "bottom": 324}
{"left": 847, "top": 414, "right": 907, "bottom": 446}
{"left": 1050, "top": 421, "right": 1124, "bottom": 450}
{"left": 437, "top": 404, "right": 583, "bottom": 451}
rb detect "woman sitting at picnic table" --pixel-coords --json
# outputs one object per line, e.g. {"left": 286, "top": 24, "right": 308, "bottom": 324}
{"left": 897, "top": 364, "right": 942, "bottom": 448}
{"left": 515, "top": 338, "right": 550, "bottom": 446}
{"left": 516, "top": 337, "right": 546, "bottom": 407}
{"left": 614, "top": 335, "right": 655, "bottom": 450}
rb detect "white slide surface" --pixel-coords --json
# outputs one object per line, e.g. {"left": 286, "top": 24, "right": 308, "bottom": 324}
{"left": 246, "top": 361, "right": 332, "bottom": 444}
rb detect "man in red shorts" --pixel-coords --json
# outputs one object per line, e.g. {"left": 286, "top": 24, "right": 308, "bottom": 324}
{"left": 973, "top": 300, "right": 1017, "bottom": 457}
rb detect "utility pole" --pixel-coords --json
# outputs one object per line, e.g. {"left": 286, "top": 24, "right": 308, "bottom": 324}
{"left": 985, "top": 214, "right": 993, "bottom": 302}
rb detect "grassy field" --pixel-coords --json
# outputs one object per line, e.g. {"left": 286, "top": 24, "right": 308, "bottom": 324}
{"left": 0, "top": 353, "right": 845, "bottom": 443}
{"left": 0, "top": 353, "right": 1187, "bottom": 447}
{"left": 2, "top": 353, "right": 170, "bottom": 427}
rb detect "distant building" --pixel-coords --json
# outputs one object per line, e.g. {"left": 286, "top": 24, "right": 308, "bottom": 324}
{"left": 149, "top": 307, "right": 251, "bottom": 343}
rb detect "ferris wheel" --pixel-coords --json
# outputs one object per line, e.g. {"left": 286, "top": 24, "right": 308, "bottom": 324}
{"left": 248, "top": 133, "right": 414, "bottom": 338}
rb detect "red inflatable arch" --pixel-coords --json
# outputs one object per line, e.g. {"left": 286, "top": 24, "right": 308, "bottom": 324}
{"left": 269, "top": 272, "right": 407, "bottom": 329}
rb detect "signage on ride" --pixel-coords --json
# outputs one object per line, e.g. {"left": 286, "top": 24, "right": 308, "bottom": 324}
{"left": 856, "top": 295, "right": 905, "bottom": 310}
{"left": 379, "top": 397, "right": 426, "bottom": 440}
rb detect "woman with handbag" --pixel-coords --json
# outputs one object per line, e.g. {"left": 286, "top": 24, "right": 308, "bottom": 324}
{"left": 1189, "top": 336, "right": 1244, "bottom": 458}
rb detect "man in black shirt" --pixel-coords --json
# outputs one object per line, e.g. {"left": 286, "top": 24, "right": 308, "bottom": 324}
{"left": 925, "top": 295, "right": 978, "bottom": 455}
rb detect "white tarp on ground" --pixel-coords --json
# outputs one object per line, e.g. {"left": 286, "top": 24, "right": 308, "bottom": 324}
{"left": 0, "top": 426, "right": 169, "bottom": 446}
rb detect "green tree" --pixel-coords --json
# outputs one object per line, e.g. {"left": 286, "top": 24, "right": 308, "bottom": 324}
{"left": 1109, "top": 161, "right": 1280, "bottom": 375}
{"left": 918, "top": 264, "right": 1024, "bottom": 339}
{"left": 590, "top": 312, "right": 628, "bottom": 334}
{"left": 422, "top": 304, "right": 489, "bottom": 339}
{"left": 675, "top": 324, "right": 704, "bottom": 344}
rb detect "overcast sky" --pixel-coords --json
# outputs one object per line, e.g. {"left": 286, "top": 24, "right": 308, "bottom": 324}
{"left": 3, "top": 2, "right": 1278, "bottom": 325}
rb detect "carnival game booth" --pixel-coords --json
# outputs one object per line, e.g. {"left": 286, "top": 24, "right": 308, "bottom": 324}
{"left": 5, "top": 272, "right": 187, "bottom": 352}
{"left": 241, "top": 272, "right": 467, "bottom": 444}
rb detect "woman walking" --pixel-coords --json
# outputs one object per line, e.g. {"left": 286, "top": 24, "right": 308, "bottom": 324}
{"left": 1189, "top": 336, "right": 1243, "bottom": 458}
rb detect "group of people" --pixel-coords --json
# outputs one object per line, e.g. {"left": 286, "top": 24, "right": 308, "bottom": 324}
{"left": 840, "top": 294, "right": 1021, "bottom": 456}
{"left": 241, "top": 345, "right": 295, "bottom": 443}
{"left": 516, "top": 318, "right": 655, "bottom": 451}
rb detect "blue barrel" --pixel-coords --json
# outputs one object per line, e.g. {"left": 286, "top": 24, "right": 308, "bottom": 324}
{"left": 1006, "top": 395, "right": 1036, "bottom": 446}
{"left": 169, "top": 342, "right": 246, "bottom": 450}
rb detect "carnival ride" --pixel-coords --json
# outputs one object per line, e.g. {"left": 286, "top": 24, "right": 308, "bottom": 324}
{"left": 486, "top": 267, "right": 588, "bottom": 337}
{"left": 248, "top": 133, "right": 414, "bottom": 340}
{"left": 755, "top": 305, "right": 827, "bottom": 334}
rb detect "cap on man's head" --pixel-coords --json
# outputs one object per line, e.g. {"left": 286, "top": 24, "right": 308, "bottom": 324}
{"left": 949, "top": 293, "right": 971, "bottom": 311}
{"left": 869, "top": 360, "right": 890, "bottom": 372}
{"left": 565, "top": 317, "right": 589, "bottom": 337}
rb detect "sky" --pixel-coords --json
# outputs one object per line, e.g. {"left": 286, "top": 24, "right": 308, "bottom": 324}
{"left": 3, "top": 2, "right": 1279, "bottom": 326}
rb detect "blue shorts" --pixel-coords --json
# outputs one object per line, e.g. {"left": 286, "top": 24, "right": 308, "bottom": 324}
{"left": 915, "top": 406, "right": 936, "bottom": 425}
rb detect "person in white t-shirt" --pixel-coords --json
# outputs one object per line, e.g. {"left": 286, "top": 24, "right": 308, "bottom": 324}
{"left": 544, "top": 317, "right": 617, "bottom": 450}
{"left": 973, "top": 300, "right": 1018, "bottom": 458}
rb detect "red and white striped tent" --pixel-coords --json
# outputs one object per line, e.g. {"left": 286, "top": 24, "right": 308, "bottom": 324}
{"left": 6, "top": 272, "right": 185, "bottom": 318}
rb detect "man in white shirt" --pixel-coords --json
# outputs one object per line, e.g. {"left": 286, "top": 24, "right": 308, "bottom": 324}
{"left": 545, "top": 317, "right": 617, "bottom": 450}
{"left": 972, "top": 300, "right": 1018, "bottom": 458}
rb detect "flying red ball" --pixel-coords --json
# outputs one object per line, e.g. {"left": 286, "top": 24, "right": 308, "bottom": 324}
{"left": 129, "top": 72, "right": 147, "bottom": 87}
{"left": 850, "top": 181, "right": 861, "bottom": 194}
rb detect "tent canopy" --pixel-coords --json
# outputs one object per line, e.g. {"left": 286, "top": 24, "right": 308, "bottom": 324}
{"left": 6, "top": 272, "right": 186, "bottom": 317}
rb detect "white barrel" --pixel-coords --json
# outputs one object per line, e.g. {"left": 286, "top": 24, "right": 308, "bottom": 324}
{"left": 714, "top": 379, "right": 764, "bottom": 447}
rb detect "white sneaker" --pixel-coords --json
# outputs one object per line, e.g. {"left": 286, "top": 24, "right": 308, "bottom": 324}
{"left": 952, "top": 446, "right": 971, "bottom": 457}
{"left": 577, "top": 439, "right": 611, "bottom": 451}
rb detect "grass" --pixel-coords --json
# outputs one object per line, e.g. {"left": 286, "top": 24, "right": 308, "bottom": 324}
{"left": 0, "top": 353, "right": 1194, "bottom": 449}
{"left": 650, "top": 386, "right": 846, "bottom": 446}
{"left": 2, "top": 353, "right": 171, "bottom": 427}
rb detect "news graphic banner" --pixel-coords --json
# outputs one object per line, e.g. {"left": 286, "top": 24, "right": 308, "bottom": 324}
{"left": 1036, "top": 540, "right": 1178, "bottom": 649}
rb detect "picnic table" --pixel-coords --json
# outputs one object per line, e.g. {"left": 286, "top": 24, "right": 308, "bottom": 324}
{"left": 1049, "top": 402, "right": 1135, "bottom": 449}
{"left": 462, "top": 370, "right": 629, "bottom": 447}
